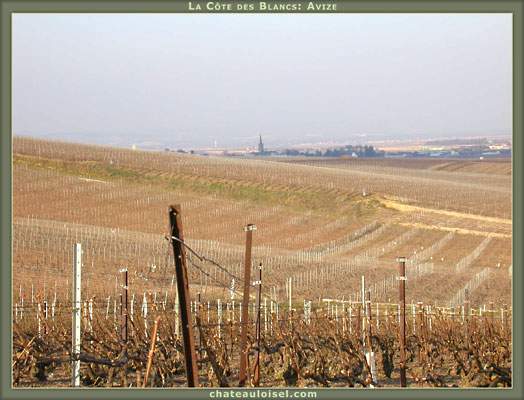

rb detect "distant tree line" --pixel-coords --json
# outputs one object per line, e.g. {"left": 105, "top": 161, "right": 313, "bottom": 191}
{"left": 283, "top": 144, "right": 384, "bottom": 157}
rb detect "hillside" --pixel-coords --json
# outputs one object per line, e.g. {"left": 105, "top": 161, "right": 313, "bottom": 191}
{"left": 12, "top": 136, "right": 512, "bottom": 308}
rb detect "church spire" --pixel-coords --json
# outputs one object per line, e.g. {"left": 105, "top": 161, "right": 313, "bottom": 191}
{"left": 258, "top": 134, "right": 264, "bottom": 154}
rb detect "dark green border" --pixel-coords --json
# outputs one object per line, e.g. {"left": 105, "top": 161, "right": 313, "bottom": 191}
{"left": 1, "top": 1, "right": 522, "bottom": 400}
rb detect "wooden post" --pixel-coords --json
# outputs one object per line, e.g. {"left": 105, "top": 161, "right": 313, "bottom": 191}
{"left": 397, "top": 257, "right": 407, "bottom": 387}
{"left": 143, "top": 316, "right": 161, "bottom": 387}
{"left": 168, "top": 205, "right": 199, "bottom": 387}
{"left": 239, "top": 223, "right": 256, "bottom": 387}
{"left": 72, "top": 243, "right": 82, "bottom": 387}
{"left": 253, "top": 264, "right": 263, "bottom": 386}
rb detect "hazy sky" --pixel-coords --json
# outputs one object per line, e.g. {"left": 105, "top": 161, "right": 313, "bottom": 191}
{"left": 13, "top": 13, "right": 512, "bottom": 149}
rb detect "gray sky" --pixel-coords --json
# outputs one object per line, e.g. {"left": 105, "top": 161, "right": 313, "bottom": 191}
{"left": 13, "top": 13, "right": 512, "bottom": 149}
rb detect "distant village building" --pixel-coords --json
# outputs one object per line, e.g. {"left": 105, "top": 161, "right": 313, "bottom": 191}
{"left": 258, "top": 134, "right": 265, "bottom": 154}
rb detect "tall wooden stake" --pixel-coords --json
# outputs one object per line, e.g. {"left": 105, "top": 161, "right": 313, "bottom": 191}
{"left": 72, "top": 243, "right": 82, "bottom": 387}
{"left": 143, "top": 316, "right": 161, "bottom": 387}
{"left": 397, "top": 257, "right": 407, "bottom": 387}
{"left": 239, "top": 223, "right": 256, "bottom": 386}
{"left": 168, "top": 205, "right": 199, "bottom": 387}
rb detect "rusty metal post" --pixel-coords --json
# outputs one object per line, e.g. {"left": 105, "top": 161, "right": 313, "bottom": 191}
{"left": 253, "top": 264, "right": 263, "bottom": 386}
{"left": 239, "top": 224, "right": 256, "bottom": 386}
{"left": 397, "top": 257, "right": 407, "bottom": 387}
{"left": 120, "top": 268, "right": 128, "bottom": 343}
{"left": 168, "top": 205, "right": 199, "bottom": 387}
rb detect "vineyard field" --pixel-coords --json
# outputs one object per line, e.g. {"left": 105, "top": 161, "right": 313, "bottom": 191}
{"left": 11, "top": 137, "right": 512, "bottom": 388}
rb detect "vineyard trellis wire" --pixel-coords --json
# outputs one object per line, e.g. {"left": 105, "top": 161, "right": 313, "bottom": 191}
{"left": 12, "top": 221, "right": 512, "bottom": 388}
{"left": 12, "top": 136, "right": 512, "bottom": 388}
